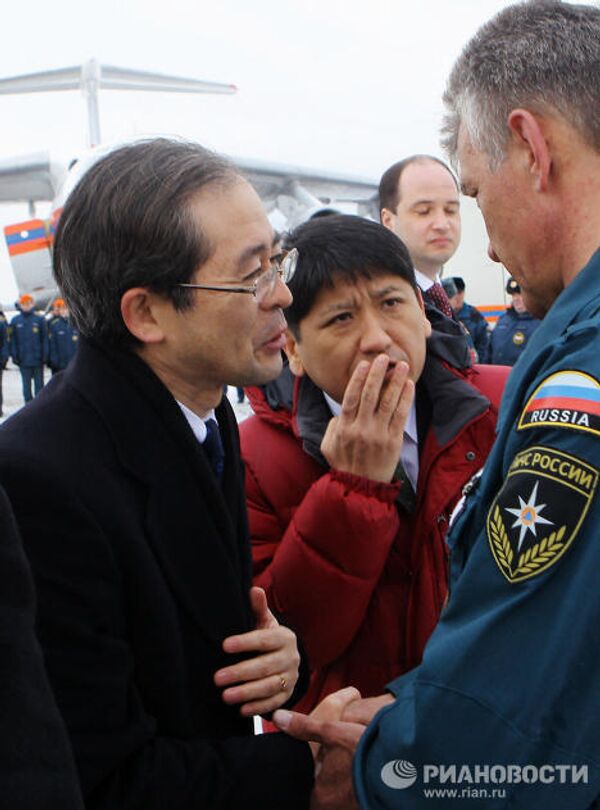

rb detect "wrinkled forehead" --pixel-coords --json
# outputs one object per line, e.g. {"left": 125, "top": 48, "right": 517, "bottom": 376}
{"left": 315, "top": 270, "right": 417, "bottom": 306}
{"left": 191, "top": 178, "right": 274, "bottom": 261}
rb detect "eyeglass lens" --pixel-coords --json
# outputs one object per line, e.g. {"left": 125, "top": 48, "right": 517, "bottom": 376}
{"left": 255, "top": 249, "right": 298, "bottom": 302}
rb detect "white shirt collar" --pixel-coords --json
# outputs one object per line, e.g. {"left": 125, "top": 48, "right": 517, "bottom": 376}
{"left": 176, "top": 400, "right": 216, "bottom": 444}
{"left": 414, "top": 268, "right": 441, "bottom": 292}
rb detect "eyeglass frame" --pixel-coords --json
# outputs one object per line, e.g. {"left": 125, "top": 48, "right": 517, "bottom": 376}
{"left": 175, "top": 248, "right": 298, "bottom": 301}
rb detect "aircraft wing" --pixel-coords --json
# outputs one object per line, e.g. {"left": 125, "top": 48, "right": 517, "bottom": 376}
{"left": 0, "top": 152, "right": 64, "bottom": 203}
{"left": 0, "top": 148, "right": 380, "bottom": 307}
{"left": 232, "top": 156, "right": 379, "bottom": 225}
{"left": 0, "top": 152, "right": 65, "bottom": 307}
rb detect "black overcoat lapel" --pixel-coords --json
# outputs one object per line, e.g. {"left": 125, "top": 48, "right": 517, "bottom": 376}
{"left": 66, "top": 341, "right": 254, "bottom": 643}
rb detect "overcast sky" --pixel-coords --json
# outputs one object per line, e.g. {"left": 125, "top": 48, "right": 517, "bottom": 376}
{"left": 0, "top": 0, "right": 590, "bottom": 303}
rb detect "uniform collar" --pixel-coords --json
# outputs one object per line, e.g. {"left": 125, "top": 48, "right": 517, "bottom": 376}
{"left": 498, "top": 247, "right": 600, "bottom": 433}
{"left": 527, "top": 248, "right": 600, "bottom": 340}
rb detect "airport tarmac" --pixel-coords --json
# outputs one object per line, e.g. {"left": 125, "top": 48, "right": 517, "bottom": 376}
{"left": 0, "top": 362, "right": 255, "bottom": 424}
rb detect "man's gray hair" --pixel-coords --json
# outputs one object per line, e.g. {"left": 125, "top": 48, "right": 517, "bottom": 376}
{"left": 442, "top": 0, "right": 600, "bottom": 168}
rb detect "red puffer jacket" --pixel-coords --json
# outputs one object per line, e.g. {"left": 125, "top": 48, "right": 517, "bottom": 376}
{"left": 241, "top": 341, "right": 509, "bottom": 712}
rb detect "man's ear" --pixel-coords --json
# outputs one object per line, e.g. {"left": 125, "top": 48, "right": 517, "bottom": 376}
{"left": 120, "top": 288, "right": 165, "bottom": 344}
{"left": 415, "top": 287, "right": 433, "bottom": 338}
{"left": 284, "top": 329, "right": 305, "bottom": 377}
{"left": 507, "top": 108, "right": 551, "bottom": 193}
{"left": 380, "top": 208, "right": 395, "bottom": 230}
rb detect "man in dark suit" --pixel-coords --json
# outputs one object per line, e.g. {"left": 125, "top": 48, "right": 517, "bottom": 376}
{"left": 0, "top": 139, "right": 315, "bottom": 809}
{"left": 379, "top": 155, "right": 461, "bottom": 319}
{"left": 0, "top": 483, "right": 83, "bottom": 809}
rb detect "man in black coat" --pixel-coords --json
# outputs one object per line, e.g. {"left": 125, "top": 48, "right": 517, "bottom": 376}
{"left": 0, "top": 483, "right": 83, "bottom": 809}
{"left": 0, "top": 139, "right": 316, "bottom": 809}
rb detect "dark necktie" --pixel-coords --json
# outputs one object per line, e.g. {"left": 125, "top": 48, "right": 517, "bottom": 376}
{"left": 426, "top": 282, "right": 454, "bottom": 319}
{"left": 393, "top": 460, "right": 417, "bottom": 514}
{"left": 203, "top": 418, "right": 225, "bottom": 481}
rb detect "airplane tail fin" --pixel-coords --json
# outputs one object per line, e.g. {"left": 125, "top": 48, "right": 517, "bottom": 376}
{"left": 4, "top": 219, "right": 56, "bottom": 307}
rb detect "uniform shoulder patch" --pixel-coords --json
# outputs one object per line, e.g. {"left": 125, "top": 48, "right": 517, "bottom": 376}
{"left": 518, "top": 370, "right": 600, "bottom": 436}
{"left": 487, "top": 446, "right": 598, "bottom": 583}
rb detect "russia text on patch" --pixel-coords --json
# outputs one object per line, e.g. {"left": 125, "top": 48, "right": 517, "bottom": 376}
{"left": 518, "top": 370, "right": 600, "bottom": 436}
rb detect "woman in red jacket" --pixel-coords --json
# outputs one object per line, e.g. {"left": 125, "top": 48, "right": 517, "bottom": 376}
{"left": 240, "top": 216, "right": 508, "bottom": 712}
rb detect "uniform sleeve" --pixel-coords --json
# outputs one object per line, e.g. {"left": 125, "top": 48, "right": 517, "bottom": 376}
{"left": 47, "top": 323, "right": 55, "bottom": 368}
{"left": 243, "top": 420, "right": 402, "bottom": 668}
{"left": 42, "top": 318, "right": 49, "bottom": 363}
{"left": 473, "top": 312, "right": 490, "bottom": 361}
{"left": 354, "top": 400, "right": 600, "bottom": 807}
{"left": 0, "top": 460, "right": 313, "bottom": 810}
{"left": 2, "top": 328, "right": 7, "bottom": 365}
{"left": 482, "top": 322, "right": 496, "bottom": 364}
{"left": 9, "top": 318, "right": 19, "bottom": 364}
{"left": 0, "top": 320, "right": 7, "bottom": 364}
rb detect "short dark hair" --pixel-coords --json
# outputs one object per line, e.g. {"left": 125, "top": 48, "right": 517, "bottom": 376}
{"left": 378, "top": 154, "right": 458, "bottom": 215}
{"left": 53, "top": 138, "right": 239, "bottom": 348}
{"left": 441, "top": 277, "right": 458, "bottom": 298}
{"left": 283, "top": 214, "right": 416, "bottom": 337}
{"left": 309, "top": 207, "right": 342, "bottom": 220}
{"left": 451, "top": 276, "right": 465, "bottom": 293}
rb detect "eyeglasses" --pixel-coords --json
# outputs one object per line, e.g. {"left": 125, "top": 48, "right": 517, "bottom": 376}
{"left": 176, "top": 248, "right": 298, "bottom": 303}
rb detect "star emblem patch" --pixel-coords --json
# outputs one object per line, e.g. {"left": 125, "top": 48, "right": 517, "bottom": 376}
{"left": 487, "top": 446, "right": 598, "bottom": 583}
{"left": 504, "top": 481, "right": 553, "bottom": 552}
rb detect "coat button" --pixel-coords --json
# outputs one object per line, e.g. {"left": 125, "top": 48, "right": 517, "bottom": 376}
{"left": 466, "top": 451, "right": 476, "bottom": 461}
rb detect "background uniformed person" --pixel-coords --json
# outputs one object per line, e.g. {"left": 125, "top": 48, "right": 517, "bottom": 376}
{"left": 441, "top": 275, "right": 478, "bottom": 361}
{"left": 46, "top": 297, "right": 63, "bottom": 330}
{"left": 47, "top": 299, "right": 78, "bottom": 375}
{"left": 486, "top": 277, "right": 540, "bottom": 365}
{"left": 9, "top": 294, "right": 47, "bottom": 402}
{"left": 446, "top": 275, "right": 490, "bottom": 361}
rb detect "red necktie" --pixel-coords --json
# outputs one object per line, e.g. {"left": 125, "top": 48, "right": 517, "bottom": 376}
{"left": 426, "top": 282, "right": 454, "bottom": 319}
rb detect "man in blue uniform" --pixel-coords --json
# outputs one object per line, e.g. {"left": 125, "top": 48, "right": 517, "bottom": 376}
{"left": 47, "top": 298, "right": 78, "bottom": 374}
{"left": 486, "top": 278, "right": 540, "bottom": 366}
{"left": 46, "top": 297, "right": 63, "bottom": 329}
{"left": 9, "top": 294, "right": 47, "bottom": 402}
{"left": 273, "top": 2, "right": 600, "bottom": 807}
{"left": 441, "top": 276, "right": 478, "bottom": 362}
{"left": 447, "top": 276, "right": 490, "bottom": 361}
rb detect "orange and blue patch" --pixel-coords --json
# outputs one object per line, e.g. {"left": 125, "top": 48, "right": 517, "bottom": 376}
{"left": 518, "top": 370, "right": 600, "bottom": 436}
{"left": 479, "top": 305, "right": 505, "bottom": 325}
{"left": 4, "top": 219, "right": 52, "bottom": 257}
